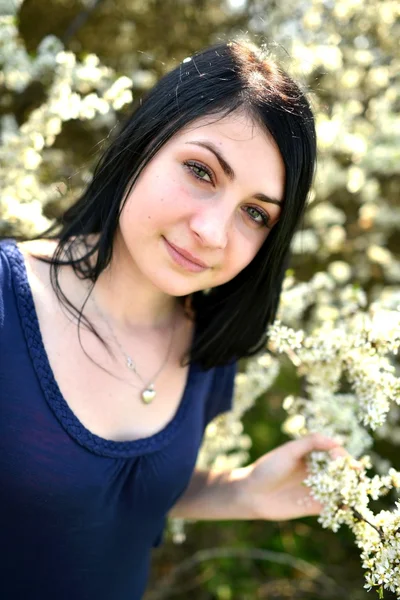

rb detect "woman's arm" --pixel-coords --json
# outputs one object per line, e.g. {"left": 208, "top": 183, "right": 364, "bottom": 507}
{"left": 169, "top": 466, "right": 253, "bottom": 520}
{"left": 169, "top": 434, "right": 346, "bottom": 521}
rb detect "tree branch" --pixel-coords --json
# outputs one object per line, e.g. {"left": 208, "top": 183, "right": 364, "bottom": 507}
{"left": 146, "top": 546, "right": 347, "bottom": 600}
{"left": 61, "top": 0, "right": 106, "bottom": 45}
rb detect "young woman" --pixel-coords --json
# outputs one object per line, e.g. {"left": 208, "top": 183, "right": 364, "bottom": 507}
{"left": 0, "top": 41, "right": 344, "bottom": 599}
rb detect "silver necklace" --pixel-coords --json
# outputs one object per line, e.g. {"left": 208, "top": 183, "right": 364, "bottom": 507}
{"left": 91, "top": 294, "right": 177, "bottom": 405}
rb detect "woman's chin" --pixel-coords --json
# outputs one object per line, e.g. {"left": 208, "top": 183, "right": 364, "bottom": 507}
{"left": 156, "top": 278, "right": 204, "bottom": 299}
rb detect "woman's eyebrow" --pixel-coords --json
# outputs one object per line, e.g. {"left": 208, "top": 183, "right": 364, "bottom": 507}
{"left": 184, "top": 140, "right": 283, "bottom": 207}
{"left": 185, "top": 140, "right": 235, "bottom": 179}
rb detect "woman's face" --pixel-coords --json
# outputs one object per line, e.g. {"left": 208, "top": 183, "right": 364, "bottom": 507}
{"left": 117, "top": 110, "right": 285, "bottom": 297}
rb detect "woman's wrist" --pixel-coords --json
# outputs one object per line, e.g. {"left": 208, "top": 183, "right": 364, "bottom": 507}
{"left": 229, "top": 464, "right": 261, "bottom": 520}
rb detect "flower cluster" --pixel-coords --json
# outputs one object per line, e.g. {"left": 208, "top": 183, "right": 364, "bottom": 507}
{"left": 268, "top": 278, "right": 400, "bottom": 596}
{"left": 0, "top": 17, "right": 133, "bottom": 238}
{"left": 305, "top": 452, "right": 400, "bottom": 595}
{"left": 279, "top": 0, "right": 400, "bottom": 289}
{"left": 199, "top": 353, "right": 280, "bottom": 472}
{"left": 199, "top": 272, "right": 400, "bottom": 593}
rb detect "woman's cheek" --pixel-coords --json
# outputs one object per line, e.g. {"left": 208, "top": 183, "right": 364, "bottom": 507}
{"left": 166, "top": 180, "right": 199, "bottom": 212}
{"left": 230, "top": 234, "right": 265, "bottom": 273}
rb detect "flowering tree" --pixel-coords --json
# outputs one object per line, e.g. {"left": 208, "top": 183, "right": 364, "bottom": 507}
{"left": 1, "top": 0, "right": 399, "bottom": 595}
{"left": 199, "top": 1, "right": 400, "bottom": 594}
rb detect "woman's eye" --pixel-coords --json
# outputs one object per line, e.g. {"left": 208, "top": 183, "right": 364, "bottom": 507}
{"left": 244, "top": 206, "right": 270, "bottom": 227}
{"left": 184, "top": 161, "right": 214, "bottom": 184}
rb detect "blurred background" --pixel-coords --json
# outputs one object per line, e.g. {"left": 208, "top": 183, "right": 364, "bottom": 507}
{"left": 0, "top": 0, "right": 399, "bottom": 597}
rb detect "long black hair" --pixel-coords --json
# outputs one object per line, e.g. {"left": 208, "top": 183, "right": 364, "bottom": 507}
{"left": 38, "top": 40, "right": 316, "bottom": 369}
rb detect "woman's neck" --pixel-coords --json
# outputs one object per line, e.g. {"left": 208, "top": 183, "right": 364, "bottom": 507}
{"left": 88, "top": 232, "right": 179, "bottom": 332}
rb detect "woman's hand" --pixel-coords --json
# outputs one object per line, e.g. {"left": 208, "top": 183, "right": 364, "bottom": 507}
{"left": 240, "top": 433, "right": 347, "bottom": 521}
{"left": 170, "top": 433, "right": 347, "bottom": 522}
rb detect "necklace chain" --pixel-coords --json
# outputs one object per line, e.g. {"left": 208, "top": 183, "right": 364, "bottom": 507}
{"left": 91, "top": 294, "right": 177, "bottom": 405}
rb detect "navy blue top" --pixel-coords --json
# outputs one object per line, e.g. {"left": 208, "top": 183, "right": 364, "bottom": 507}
{"left": 0, "top": 239, "right": 236, "bottom": 600}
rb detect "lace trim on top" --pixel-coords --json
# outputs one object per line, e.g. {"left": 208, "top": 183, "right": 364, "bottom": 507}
{"left": 3, "top": 239, "right": 200, "bottom": 458}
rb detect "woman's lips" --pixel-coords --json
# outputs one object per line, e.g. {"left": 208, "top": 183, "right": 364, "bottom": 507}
{"left": 163, "top": 237, "right": 210, "bottom": 273}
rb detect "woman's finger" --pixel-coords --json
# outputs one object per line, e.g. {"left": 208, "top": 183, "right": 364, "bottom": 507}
{"left": 329, "top": 446, "right": 348, "bottom": 460}
{"left": 287, "top": 433, "right": 342, "bottom": 460}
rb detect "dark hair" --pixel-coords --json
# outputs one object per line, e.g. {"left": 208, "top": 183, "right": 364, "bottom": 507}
{"left": 40, "top": 40, "right": 316, "bottom": 369}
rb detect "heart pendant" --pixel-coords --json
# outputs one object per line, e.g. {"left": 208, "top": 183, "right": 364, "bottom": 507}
{"left": 141, "top": 385, "right": 156, "bottom": 404}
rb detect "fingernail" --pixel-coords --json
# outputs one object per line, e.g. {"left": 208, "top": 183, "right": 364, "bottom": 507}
{"left": 330, "top": 447, "right": 346, "bottom": 460}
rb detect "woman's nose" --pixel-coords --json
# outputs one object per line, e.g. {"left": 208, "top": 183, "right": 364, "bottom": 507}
{"left": 189, "top": 204, "right": 230, "bottom": 249}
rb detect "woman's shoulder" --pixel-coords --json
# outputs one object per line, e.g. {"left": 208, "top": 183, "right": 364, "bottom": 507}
{"left": 16, "top": 239, "right": 59, "bottom": 306}
{"left": 0, "top": 238, "right": 31, "bottom": 292}
{"left": 0, "top": 239, "right": 12, "bottom": 300}
{"left": 18, "top": 238, "right": 58, "bottom": 268}
{"left": 6, "top": 239, "right": 79, "bottom": 329}
{"left": 202, "top": 359, "right": 237, "bottom": 426}
{"left": 0, "top": 238, "right": 51, "bottom": 336}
